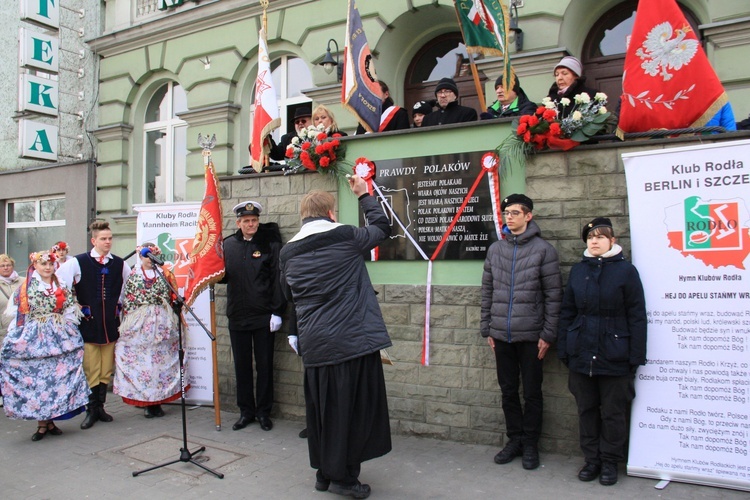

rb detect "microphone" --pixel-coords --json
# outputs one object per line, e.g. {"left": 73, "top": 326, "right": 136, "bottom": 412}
{"left": 139, "top": 247, "right": 164, "bottom": 266}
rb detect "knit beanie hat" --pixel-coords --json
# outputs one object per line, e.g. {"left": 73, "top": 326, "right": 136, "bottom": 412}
{"left": 434, "top": 78, "right": 459, "bottom": 97}
{"left": 555, "top": 56, "right": 583, "bottom": 77}
{"left": 494, "top": 75, "right": 522, "bottom": 94}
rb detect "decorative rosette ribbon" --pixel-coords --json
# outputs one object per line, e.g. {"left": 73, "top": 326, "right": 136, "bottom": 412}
{"left": 353, "top": 157, "right": 376, "bottom": 195}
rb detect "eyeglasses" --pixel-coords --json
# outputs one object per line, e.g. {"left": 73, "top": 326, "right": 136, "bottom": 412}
{"left": 502, "top": 210, "right": 523, "bottom": 218}
{"left": 436, "top": 90, "right": 454, "bottom": 96}
{"left": 294, "top": 119, "right": 308, "bottom": 126}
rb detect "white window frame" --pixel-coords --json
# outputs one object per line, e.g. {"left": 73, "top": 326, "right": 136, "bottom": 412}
{"left": 142, "top": 82, "right": 187, "bottom": 204}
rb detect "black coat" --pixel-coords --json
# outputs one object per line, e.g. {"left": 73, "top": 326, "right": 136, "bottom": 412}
{"left": 546, "top": 77, "right": 599, "bottom": 119}
{"left": 557, "top": 249, "right": 647, "bottom": 377}
{"left": 279, "top": 195, "right": 392, "bottom": 368}
{"left": 421, "top": 100, "right": 477, "bottom": 126}
{"left": 223, "top": 223, "right": 286, "bottom": 330}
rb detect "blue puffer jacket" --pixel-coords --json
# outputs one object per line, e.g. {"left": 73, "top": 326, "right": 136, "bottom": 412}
{"left": 557, "top": 246, "right": 647, "bottom": 377}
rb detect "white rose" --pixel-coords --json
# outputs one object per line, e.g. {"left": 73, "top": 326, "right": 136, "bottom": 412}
{"left": 545, "top": 101, "right": 557, "bottom": 110}
{"left": 542, "top": 96, "right": 552, "bottom": 104}
{"left": 572, "top": 110, "right": 583, "bottom": 121}
{"left": 575, "top": 93, "right": 591, "bottom": 104}
{"left": 291, "top": 136, "right": 300, "bottom": 145}
{"left": 560, "top": 97, "right": 571, "bottom": 107}
{"left": 598, "top": 106, "right": 608, "bottom": 115}
{"left": 595, "top": 92, "right": 607, "bottom": 101}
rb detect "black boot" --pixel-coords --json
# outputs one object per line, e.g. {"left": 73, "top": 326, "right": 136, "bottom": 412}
{"left": 80, "top": 388, "right": 99, "bottom": 430}
{"left": 97, "top": 383, "right": 114, "bottom": 423}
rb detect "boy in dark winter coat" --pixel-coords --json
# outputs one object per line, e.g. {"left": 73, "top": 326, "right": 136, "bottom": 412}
{"left": 481, "top": 194, "right": 562, "bottom": 471}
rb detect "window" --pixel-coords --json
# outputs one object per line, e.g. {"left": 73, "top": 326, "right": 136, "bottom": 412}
{"left": 265, "top": 55, "right": 312, "bottom": 139}
{"left": 142, "top": 82, "right": 188, "bottom": 204}
{"left": 6, "top": 197, "right": 66, "bottom": 268}
{"left": 583, "top": 1, "right": 700, "bottom": 100}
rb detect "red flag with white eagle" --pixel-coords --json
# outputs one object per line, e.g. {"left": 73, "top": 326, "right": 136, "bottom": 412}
{"left": 250, "top": 28, "right": 281, "bottom": 172}
{"left": 617, "top": 0, "right": 728, "bottom": 134}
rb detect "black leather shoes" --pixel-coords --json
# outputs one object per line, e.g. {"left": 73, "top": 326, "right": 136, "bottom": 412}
{"left": 599, "top": 461, "right": 618, "bottom": 486}
{"left": 578, "top": 462, "right": 601, "bottom": 481}
{"left": 494, "top": 439, "right": 523, "bottom": 464}
{"left": 328, "top": 481, "right": 371, "bottom": 499}
{"left": 80, "top": 409, "right": 98, "bottom": 430}
{"left": 522, "top": 445, "right": 540, "bottom": 470}
{"left": 299, "top": 428, "right": 308, "bottom": 438}
{"left": 232, "top": 416, "right": 255, "bottom": 431}
{"left": 258, "top": 416, "right": 273, "bottom": 431}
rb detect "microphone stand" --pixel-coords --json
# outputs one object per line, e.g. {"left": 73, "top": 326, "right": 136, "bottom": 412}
{"left": 132, "top": 257, "right": 223, "bottom": 479}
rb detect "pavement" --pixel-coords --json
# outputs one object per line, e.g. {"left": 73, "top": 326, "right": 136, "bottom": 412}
{"left": 0, "top": 398, "right": 747, "bottom": 499}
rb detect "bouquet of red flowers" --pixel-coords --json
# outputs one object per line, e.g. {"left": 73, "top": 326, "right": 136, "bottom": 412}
{"left": 284, "top": 124, "right": 346, "bottom": 176}
{"left": 497, "top": 92, "right": 613, "bottom": 175}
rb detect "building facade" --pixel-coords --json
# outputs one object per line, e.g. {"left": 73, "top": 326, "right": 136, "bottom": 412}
{"left": 1, "top": 0, "right": 101, "bottom": 264}
{"left": 51, "top": 0, "right": 750, "bottom": 451}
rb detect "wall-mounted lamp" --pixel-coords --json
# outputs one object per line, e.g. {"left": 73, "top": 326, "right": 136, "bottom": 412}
{"left": 319, "top": 39, "right": 342, "bottom": 82}
{"left": 199, "top": 56, "right": 211, "bottom": 70}
{"left": 510, "top": 1, "right": 524, "bottom": 52}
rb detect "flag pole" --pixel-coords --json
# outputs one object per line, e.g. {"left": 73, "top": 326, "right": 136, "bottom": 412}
{"left": 261, "top": 0, "right": 269, "bottom": 171}
{"left": 210, "top": 285, "right": 222, "bottom": 430}
{"left": 452, "top": 1, "right": 487, "bottom": 111}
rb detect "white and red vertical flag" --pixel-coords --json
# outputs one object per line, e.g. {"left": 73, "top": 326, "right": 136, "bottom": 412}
{"left": 250, "top": 28, "right": 281, "bottom": 172}
{"left": 184, "top": 149, "right": 225, "bottom": 307}
{"left": 342, "top": 0, "right": 382, "bottom": 133}
{"left": 617, "top": 0, "right": 728, "bottom": 134}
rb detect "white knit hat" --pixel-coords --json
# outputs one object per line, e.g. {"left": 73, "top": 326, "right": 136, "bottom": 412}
{"left": 555, "top": 56, "right": 583, "bottom": 77}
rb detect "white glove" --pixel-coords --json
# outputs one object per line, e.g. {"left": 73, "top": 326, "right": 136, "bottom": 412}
{"left": 270, "top": 314, "right": 282, "bottom": 332}
{"left": 288, "top": 335, "right": 299, "bottom": 354}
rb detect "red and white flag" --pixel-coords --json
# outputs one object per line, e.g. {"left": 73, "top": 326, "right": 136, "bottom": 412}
{"left": 184, "top": 152, "right": 225, "bottom": 307}
{"left": 250, "top": 28, "right": 281, "bottom": 172}
{"left": 617, "top": 0, "right": 728, "bottom": 134}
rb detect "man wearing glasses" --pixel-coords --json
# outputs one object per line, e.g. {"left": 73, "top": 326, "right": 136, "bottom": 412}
{"left": 421, "top": 77, "right": 477, "bottom": 126}
{"left": 480, "top": 194, "right": 562, "bottom": 471}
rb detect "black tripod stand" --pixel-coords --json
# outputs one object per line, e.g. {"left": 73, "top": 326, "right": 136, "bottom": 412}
{"left": 132, "top": 260, "right": 224, "bottom": 479}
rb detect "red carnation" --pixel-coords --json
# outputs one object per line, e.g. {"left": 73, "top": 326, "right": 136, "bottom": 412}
{"left": 536, "top": 106, "right": 545, "bottom": 115}
{"left": 330, "top": 139, "right": 340, "bottom": 148}
{"left": 549, "top": 122, "right": 561, "bottom": 136}
{"left": 301, "top": 142, "right": 311, "bottom": 151}
{"left": 316, "top": 132, "right": 327, "bottom": 141}
{"left": 519, "top": 115, "right": 530, "bottom": 125}
{"left": 528, "top": 115, "right": 540, "bottom": 127}
{"left": 315, "top": 144, "right": 327, "bottom": 155}
{"left": 517, "top": 123, "right": 528, "bottom": 135}
{"left": 332, "top": 133, "right": 342, "bottom": 138}
{"left": 542, "top": 109, "right": 557, "bottom": 121}
{"left": 285, "top": 146, "right": 294, "bottom": 158}
{"left": 523, "top": 131, "right": 531, "bottom": 143}
{"left": 319, "top": 156, "right": 330, "bottom": 167}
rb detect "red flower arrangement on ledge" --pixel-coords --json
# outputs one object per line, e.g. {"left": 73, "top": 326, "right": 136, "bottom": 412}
{"left": 497, "top": 92, "right": 614, "bottom": 176}
{"left": 284, "top": 124, "right": 346, "bottom": 177}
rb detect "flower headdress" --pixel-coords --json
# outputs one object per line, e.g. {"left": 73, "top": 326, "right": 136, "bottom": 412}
{"left": 30, "top": 250, "right": 56, "bottom": 264}
{"left": 52, "top": 241, "right": 68, "bottom": 252}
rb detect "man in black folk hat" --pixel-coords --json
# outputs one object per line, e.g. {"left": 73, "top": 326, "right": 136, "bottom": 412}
{"left": 223, "top": 201, "right": 286, "bottom": 431}
{"left": 480, "top": 194, "right": 562, "bottom": 471}
{"left": 421, "top": 77, "right": 477, "bottom": 127}
{"left": 269, "top": 107, "right": 312, "bottom": 161}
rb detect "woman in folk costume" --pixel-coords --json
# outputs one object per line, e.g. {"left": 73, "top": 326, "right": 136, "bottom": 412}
{"left": 113, "top": 243, "right": 183, "bottom": 418}
{"left": 1, "top": 250, "right": 89, "bottom": 441}
{"left": 52, "top": 241, "right": 70, "bottom": 270}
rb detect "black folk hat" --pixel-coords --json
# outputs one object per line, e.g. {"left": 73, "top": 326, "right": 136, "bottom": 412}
{"left": 581, "top": 217, "right": 613, "bottom": 242}
{"left": 501, "top": 194, "right": 534, "bottom": 212}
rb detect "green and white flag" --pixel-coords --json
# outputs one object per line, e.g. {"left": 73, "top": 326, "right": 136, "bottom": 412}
{"left": 454, "top": 0, "right": 515, "bottom": 91}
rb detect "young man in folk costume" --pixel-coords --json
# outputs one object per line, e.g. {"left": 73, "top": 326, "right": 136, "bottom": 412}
{"left": 57, "top": 221, "right": 131, "bottom": 429}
